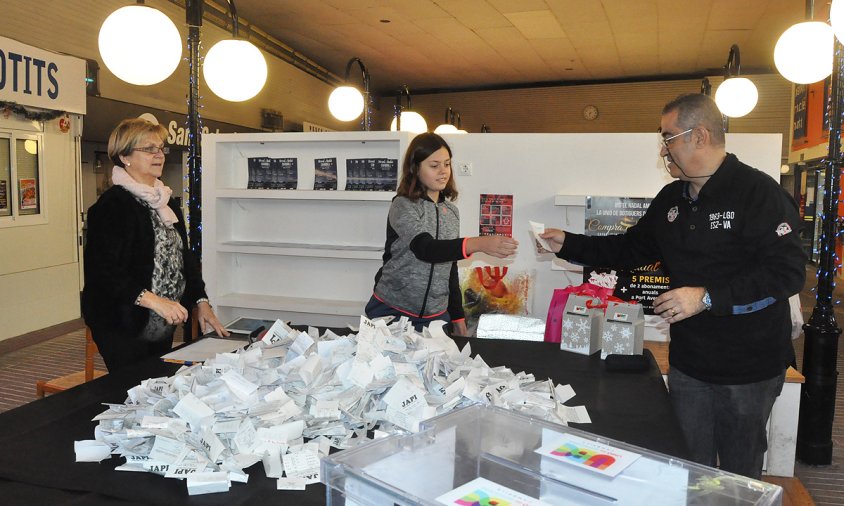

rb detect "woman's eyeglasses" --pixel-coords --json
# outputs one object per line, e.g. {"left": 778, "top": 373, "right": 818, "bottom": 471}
{"left": 132, "top": 145, "right": 169, "bottom": 155}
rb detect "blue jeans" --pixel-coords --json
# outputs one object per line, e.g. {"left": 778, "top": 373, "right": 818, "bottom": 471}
{"left": 668, "top": 366, "right": 785, "bottom": 479}
{"left": 364, "top": 295, "right": 450, "bottom": 332}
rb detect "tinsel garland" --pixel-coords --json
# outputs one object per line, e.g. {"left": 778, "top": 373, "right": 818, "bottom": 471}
{"left": 0, "top": 101, "right": 66, "bottom": 122}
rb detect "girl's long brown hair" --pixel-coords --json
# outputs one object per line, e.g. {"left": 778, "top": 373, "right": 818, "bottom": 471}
{"left": 396, "top": 132, "right": 459, "bottom": 201}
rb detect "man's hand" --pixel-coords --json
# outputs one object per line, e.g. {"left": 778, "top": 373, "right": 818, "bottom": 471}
{"left": 653, "top": 287, "right": 707, "bottom": 323}
{"left": 538, "top": 228, "right": 565, "bottom": 253}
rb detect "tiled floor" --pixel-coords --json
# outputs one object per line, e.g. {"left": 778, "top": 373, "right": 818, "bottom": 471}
{"left": 0, "top": 268, "right": 842, "bottom": 504}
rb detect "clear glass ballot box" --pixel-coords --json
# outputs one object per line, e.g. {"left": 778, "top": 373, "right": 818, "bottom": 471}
{"left": 321, "top": 404, "right": 782, "bottom": 506}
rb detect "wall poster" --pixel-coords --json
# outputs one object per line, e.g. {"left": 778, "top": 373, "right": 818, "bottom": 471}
{"left": 0, "top": 180, "right": 7, "bottom": 212}
{"left": 479, "top": 194, "right": 513, "bottom": 237}
{"left": 582, "top": 196, "right": 669, "bottom": 314}
{"left": 19, "top": 178, "right": 37, "bottom": 210}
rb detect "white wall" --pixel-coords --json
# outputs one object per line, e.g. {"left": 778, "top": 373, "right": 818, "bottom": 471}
{"left": 0, "top": 115, "right": 84, "bottom": 340}
{"left": 444, "top": 132, "right": 783, "bottom": 339}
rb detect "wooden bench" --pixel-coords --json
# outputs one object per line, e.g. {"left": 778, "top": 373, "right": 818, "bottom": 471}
{"left": 642, "top": 341, "right": 804, "bottom": 478}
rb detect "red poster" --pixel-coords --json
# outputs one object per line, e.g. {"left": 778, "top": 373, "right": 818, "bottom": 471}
{"left": 479, "top": 194, "right": 513, "bottom": 237}
{"left": 19, "top": 178, "right": 37, "bottom": 210}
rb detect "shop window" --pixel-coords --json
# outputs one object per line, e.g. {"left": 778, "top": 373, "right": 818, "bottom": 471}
{"left": 0, "top": 132, "right": 44, "bottom": 225}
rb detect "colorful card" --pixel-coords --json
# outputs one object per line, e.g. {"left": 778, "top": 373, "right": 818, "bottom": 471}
{"left": 436, "top": 477, "right": 550, "bottom": 506}
{"left": 535, "top": 433, "right": 641, "bottom": 478}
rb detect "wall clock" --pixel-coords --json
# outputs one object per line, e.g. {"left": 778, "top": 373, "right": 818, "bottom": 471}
{"left": 582, "top": 105, "right": 599, "bottom": 121}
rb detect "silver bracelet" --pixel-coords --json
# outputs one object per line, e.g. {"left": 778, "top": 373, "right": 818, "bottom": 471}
{"left": 134, "top": 289, "right": 148, "bottom": 306}
{"left": 196, "top": 297, "right": 211, "bottom": 307}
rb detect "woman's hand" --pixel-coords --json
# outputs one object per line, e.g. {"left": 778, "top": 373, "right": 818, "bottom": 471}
{"left": 538, "top": 228, "right": 565, "bottom": 253}
{"left": 196, "top": 301, "right": 230, "bottom": 337}
{"left": 467, "top": 236, "right": 519, "bottom": 258}
{"left": 140, "top": 291, "right": 189, "bottom": 325}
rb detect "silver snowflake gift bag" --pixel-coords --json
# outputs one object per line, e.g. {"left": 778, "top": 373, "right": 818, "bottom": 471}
{"left": 560, "top": 295, "right": 604, "bottom": 355}
{"left": 600, "top": 301, "right": 644, "bottom": 360}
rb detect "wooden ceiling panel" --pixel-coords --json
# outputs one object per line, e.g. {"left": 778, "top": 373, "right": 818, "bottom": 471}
{"left": 545, "top": 0, "right": 613, "bottom": 40}
{"left": 434, "top": 0, "right": 511, "bottom": 29}
{"left": 475, "top": 26, "right": 548, "bottom": 74}
{"left": 488, "top": 0, "right": 549, "bottom": 13}
{"left": 707, "top": 0, "right": 765, "bottom": 30}
{"left": 603, "top": 0, "right": 659, "bottom": 32}
{"left": 528, "top": 38, "right": 579, "bottom": 64}
{"left": 227, "top": 0, "right": 806, "bottom": 93}
{"left": 698, "top": 30, "right": 752, "bottom": 70}
{"left": 504, "top": 10, "right": 567, "bottom": 39}
{"left": 378, "top": 0, "right": 451, "bottom": 20}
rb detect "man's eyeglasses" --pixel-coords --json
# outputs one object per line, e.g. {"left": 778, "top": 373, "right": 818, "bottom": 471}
{"left": 132, "top": 145, "right": 169, "bottom": 155}
{"left": 660, "top": 128, "right": 693, "bottom": 150}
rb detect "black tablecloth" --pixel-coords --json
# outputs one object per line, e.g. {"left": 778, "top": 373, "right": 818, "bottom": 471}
{"left": 0, "top": 338, "right": 688, "bottom": 505}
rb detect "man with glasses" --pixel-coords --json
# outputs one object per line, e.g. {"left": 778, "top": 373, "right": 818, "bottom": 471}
{"left": 539, "top": 93, "right": 805, "bottom": 479}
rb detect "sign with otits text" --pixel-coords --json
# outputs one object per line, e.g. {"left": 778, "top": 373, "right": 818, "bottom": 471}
{"left": 0, "top": 35, "right": 86, "bottom": 114}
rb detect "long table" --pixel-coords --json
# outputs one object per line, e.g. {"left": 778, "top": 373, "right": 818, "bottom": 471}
{"left": 0, "top": 337, "right": 688, "bottom": 505}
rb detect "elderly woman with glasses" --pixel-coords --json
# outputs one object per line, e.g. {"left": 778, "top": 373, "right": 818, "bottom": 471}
{"left": 82, "top": 118, "right": 228, "bottom": 372}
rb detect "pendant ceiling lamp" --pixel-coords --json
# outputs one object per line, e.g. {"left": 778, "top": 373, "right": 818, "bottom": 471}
{"left": 714, "top": 45, "right": 758, "bottom": 118}
{"left": 774, "top": 21, "right": 833, "bottom": 84}
{"left": 98, "top": 1, "right": 182, "bottom": 85}
{"left": 328, "top": 57, "right": 371, "bottom": 128}
{"left": 434, "top": 107, "right": 468, "bottom": 134}
{"left": 389, "top": 85, "right": 427, "bottom": 133}
{"left": 203, "top": 0, "right": 267, "bottom": 102}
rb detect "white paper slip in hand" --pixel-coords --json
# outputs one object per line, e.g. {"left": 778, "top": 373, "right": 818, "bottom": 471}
{"left": 530, "top": 221, "right": 554, "bottom": 253}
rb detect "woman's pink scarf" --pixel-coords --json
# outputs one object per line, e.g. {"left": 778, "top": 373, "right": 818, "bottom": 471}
{"left": 111, "top": 165, "right": 178, "bottom": 226}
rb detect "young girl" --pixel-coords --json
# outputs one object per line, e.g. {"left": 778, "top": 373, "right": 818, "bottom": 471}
{"left": 365, "top": 132, "right": 518, "bottom": 335}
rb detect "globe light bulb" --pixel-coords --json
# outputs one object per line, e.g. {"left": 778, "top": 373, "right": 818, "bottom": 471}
{"left": 98, "top": 5, "right": 182, "bottom": 86}
{"left": 831, "top": 0, "right": 844, "bottom": 44}
{"left": 24, "top": 140, "right": 37, "bottom": 155}
{"left": 714, "top": 77, "right": 759, "bottom": 118}
{"left": 204, "top": 39, "right": 267, "bottom": 102}
{"left": 390, "top": 111, "right": 428, "bottom": 133}
{"left": 774, "top": 21, "right": 833, "bottom": 84}
{"left": 328, "top": 86, "right": 365, "bottom": 121}
{"left": 434, "top": 123, "right": 459, "bottom": 134}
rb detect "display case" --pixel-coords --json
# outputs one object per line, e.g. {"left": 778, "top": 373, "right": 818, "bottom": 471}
{"left": 202, "top": 131, "right": 411, "bottom": 327}
{"left": 322, "top": 404, "right": 782, "bottom": 506}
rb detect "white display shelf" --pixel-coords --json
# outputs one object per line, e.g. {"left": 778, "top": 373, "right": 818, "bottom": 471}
{"left": 203, "top": 131, "right": 412, "bottom": 326}
{"left": 218, "top": 240, "right": 383, "bottom": 259}
{"left": 554, "top": 194, "right": 588, "bottom": 206}
{"left": 216, "top": 293, "right": 366, "bottom": 317}
{"left": 216, "top": 189, "right": 395, "bottom": 201}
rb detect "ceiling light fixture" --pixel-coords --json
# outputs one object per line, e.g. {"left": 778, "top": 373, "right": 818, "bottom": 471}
{"left": 390, "top": 85, "right": 427, "bottom": 133}
{"left": 774, "top": 21, "right": 833, "bottom": 84}
{"left": 714, "top": 45, "right": 758, "bottom": 118}
{"left": 203, "top": 0, "right": 267, "bottom": 102}
{"left": 434, "top": 107, "right": 459, "bottom": 134}
{"left": 328, "top": 57, "right": 370, "bottom": 129}
{"left": 98, "top": 1, "right": 182, "bottom": 85}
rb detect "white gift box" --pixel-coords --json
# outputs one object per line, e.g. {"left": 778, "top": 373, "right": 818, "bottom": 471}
{"left": 600, "top": 301, "right": 644, "bottom": 360}
{"left": 560, "top": 295, "right": 604, "bottom": 356}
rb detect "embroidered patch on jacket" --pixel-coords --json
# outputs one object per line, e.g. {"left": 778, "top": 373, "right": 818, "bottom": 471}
{"left": 776, "top": 222, "right": 792, "bottom": 236}
{"left": 667, "top": 206, "right": 679, "bottom": 223}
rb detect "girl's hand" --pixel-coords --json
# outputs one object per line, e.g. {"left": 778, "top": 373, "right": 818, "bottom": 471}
{"left": 467, "top": 236, "right": 519, "bottom": 258}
